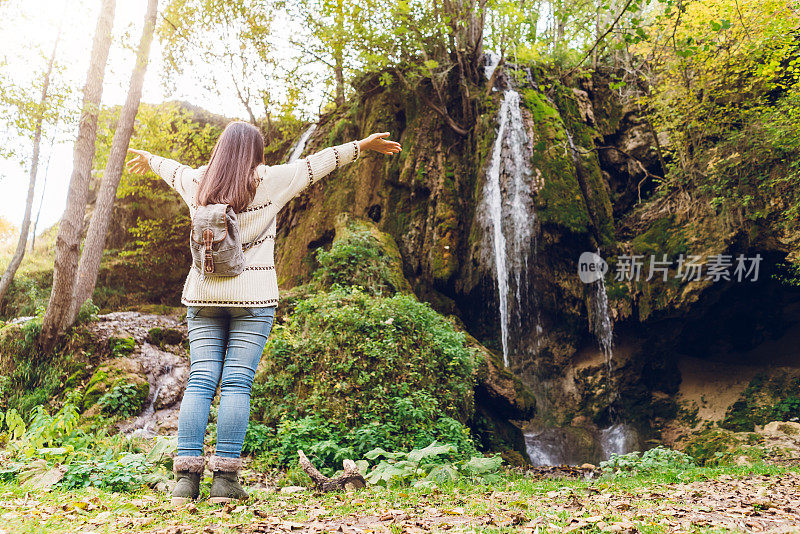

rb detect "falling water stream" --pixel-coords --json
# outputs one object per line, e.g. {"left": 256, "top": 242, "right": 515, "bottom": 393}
{"left": 288, "top": 123, "right": 317, "bottom": 162}
{"left": 474, "top": 64, "right": 631, "bottom": 464}
{"left": 482, "top": 88, "right": 536, "bottom": 368}
{"left": 592, "top": 255, "right": 614, "bottom": 369}
{"left": 484, "top": 51, "right": 501, "bottom": 83}
{"left": 564, "top": 130, "right": 615, "bottom": 366}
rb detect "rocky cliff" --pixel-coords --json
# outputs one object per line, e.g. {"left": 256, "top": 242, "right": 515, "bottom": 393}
{"left": 271, "top": 59, "right": 800, "bottom": 458}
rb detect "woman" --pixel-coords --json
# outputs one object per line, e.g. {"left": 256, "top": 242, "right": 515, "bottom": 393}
{"left": 126, "top": 122, "right": 402, "bottom": 505}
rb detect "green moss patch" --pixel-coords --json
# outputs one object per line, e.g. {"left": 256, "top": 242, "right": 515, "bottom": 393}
{"left": 81, "top": 358, "right": 149, "bottom": 414}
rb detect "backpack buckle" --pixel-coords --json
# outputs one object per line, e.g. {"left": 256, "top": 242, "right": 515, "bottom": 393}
{"left": 203, "top": 229, "right": 214, "bottom": 273}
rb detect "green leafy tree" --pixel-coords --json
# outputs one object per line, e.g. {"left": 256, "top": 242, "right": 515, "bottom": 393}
{"left": 638, "top": 0, "right": 800, "bottom": 225}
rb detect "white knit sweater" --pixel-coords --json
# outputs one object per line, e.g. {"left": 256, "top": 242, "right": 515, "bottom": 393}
{"left": 147, "top": 139, "right": 361, "bottom": 307}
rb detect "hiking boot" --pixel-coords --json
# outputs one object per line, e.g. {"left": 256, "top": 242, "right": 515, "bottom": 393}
{"left": 208, "top": 455, "right": 248, "bottom": 504}
{"left": 171, "top": 456, "right": 205, "bottom": 505}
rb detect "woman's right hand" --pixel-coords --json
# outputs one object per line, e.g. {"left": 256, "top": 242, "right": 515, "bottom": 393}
{"left": 358, "top": 132, "right": 402, "bottom": 155}
{"left": 126, "top": 148, "right": 153, "bottom": 175}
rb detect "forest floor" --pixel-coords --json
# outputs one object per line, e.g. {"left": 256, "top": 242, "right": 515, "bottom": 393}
{"left": 2, "top": 462, "right": 800, "bottom": 534}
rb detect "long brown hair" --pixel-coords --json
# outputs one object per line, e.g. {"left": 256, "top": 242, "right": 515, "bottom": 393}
{"left": 197, "top": 121, "right": 264, "bottom": 212}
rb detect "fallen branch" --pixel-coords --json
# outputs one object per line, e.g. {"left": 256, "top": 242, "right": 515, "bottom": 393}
{"left": 297, "top": 450, "right": 367, "bottom": 492}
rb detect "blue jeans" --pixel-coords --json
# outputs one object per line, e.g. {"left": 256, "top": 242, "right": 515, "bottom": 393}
{"left": 176, "top": 305, "right": 275, "bottom": 458}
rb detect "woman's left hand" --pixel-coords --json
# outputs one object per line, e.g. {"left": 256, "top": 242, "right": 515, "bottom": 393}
{"left": 126, "top": 148, "right": 152, "bottom": 175}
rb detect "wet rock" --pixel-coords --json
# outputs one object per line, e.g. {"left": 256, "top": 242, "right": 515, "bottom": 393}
{"left": 470, "top": 334, "right": 536, "bottom": 462}
{"left": 572, "top": 88, "right": 596, "bottom": 128}
{"left": 524, "top": 426, "right": 603, "bottom": 466}
{"left": 91, "top": 311, "right": 187, "bottom": 344}
{"left": 82, "top": 312, "right": 190, "bottom": 437}
{"left": 119, "top": 342, "right": 189, "bottom": 437}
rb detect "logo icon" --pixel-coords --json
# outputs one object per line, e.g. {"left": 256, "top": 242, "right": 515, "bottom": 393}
{"left": 578, "top": 251, "right": 608, "bottom": 284}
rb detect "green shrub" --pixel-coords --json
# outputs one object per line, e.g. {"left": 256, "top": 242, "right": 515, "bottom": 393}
{"left": 600, "top": 446, "right": 695, "bottom": 474}
{"left": 59, "top": 452, "right": 153, "bottom": 492}
{"left": 363, "top": 441, "right": 503, "bottom": 487}
{"left": 97, "top": 381, "right": 147, "bottom": 418}
{"left": 75, "top": 300, "right": 100, "bottom": 325}
{"left": 313, "top": 225, "right": 398, "bottom": 294}
{"left": 242, "top": 421, "right": 272, "bottom": 456}
{"left": 681, "top": 429, "right": 749, "bottom": 466}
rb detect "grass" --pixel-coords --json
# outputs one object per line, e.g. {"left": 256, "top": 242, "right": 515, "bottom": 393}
{"left": 1, "top": 461, "right": 796, "bottom": 533}
{"left": 0, "top": 224, "right": 57, "bottom": 275}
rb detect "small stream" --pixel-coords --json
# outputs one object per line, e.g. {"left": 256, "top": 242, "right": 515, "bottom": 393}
{"left": 119, "top": 342, "right": 189, "bottom": 438}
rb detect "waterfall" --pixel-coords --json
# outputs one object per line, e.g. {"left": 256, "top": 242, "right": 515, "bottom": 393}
{"left": 287, "top": 123, "right": 317, "bottom": 163}
{"left": 482, "top": 86, "right": 536, "bottom": 368}
{"left": 484, "top": 51, "right": 501, "bottom": 82}
{"left": 564, "top": 129, "right": 615, "bottom": 365}
{"left": 592, "top": 259, "right": 614, "bottom": 366}
{"left": 524, "top": 423, "right": 640, "bottom": 466}
{"left": 599, "top": 423, "right": 640, "bottom": 460}
{"left": 123, "top": 385, "right": 162, "bottom": 439}
{"left": 272, "top": 122, "right": 318, "bottom": 237}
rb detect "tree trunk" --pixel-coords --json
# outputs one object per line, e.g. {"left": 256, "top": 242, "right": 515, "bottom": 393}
{"left": 0, "top": 27, "right": 61, "bottom": 304}
{"left": 70, "top": 0, "right": 159, "bottom": 323}
{"left": 30, "top": 123, "right": 58, "bottom": 252}
{"left": 333, "top": 0, "right": 345, "bottom": 106}
{"left": 40, "top": 0, "right": 116, "bottom": 350}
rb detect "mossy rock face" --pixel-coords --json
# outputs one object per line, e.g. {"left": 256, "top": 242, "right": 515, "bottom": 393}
{"left": 469, "top": 331, "right": 536, "bottom": 461}
{"left": 678, "top": 428, "right": 745, "bottom": 466}
{"left": 64, "top": 368, "right": 91, "bottom": 390}
{"left": 471, "top": 336, "right": 536, "bottom": 419}
{"left": 81, "top": 357, "right": 149, "bottom": 413}
{"left": 720, "top": 373, "right": 800, "bottom": 432}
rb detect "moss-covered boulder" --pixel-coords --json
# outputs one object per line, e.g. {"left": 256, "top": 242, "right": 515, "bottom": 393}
{"left": 253, "top": 287, "right": 478, "bottom": 467}
{"left": 252, "top": 214, "right": 541, "bottom": 467}
{"left": 145, "top": 327, "right": 185, "bottom": 348}
{"left": 312, "top": 214, "right": 413, "bottom": 295}
{"left": 81, "top": 357, "right": 149, "bottom": 415}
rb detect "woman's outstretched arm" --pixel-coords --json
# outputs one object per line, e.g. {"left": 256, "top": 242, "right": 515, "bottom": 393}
{"left": 126, "top": 148, "right": 198, "bottom": 201}
{"left": 262, "top": 132, "right": 402, "bottom": 209}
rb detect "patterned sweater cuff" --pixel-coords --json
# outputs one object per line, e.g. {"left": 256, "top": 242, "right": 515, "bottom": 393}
{"left": 306, "top": 140, "right": 361, "bottom": 187}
